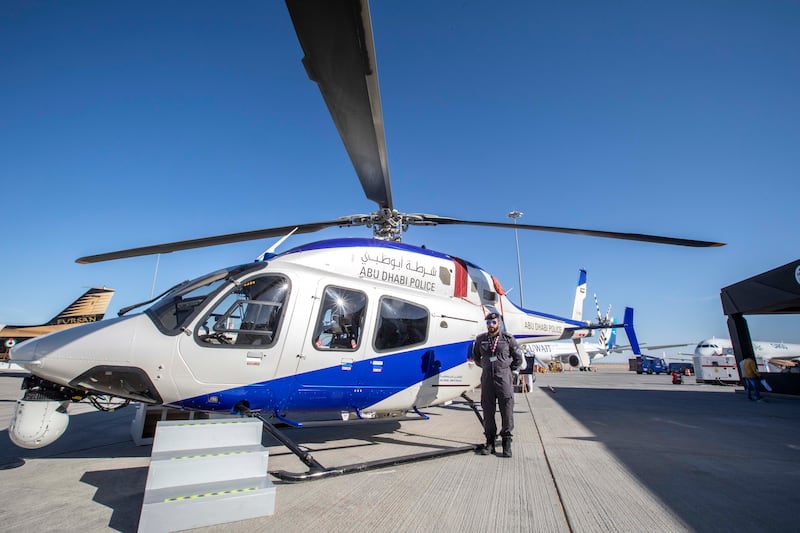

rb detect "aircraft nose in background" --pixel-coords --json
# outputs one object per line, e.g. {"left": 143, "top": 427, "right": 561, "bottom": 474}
{"left": 695, "top": 343, "right": 719, "bottom": 357}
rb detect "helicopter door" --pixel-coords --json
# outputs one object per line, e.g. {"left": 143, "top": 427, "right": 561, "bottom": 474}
{"left": 177, "top": 273, "right": 293, "bottom": 385}
{"left": 292, "top": 284, "right": 368, "bottom": 409}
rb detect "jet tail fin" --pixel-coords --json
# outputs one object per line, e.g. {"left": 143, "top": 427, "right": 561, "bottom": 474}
{"left": 623, "top": 307, "right": 642, "bottom": 355}
{"left": 607, "top": 327, "right": 618, "bottom": 351}
{"left": 592, "top": 319, "right": 617, "bottom": 362}
{"left": 571, "top": 269, "right": 587, "bottom": 321}
{"left": 45, "top": 287, "right": 115, "bottom": 326}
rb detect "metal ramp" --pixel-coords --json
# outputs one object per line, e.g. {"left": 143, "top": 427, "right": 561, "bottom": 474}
{"left": 138, "top": 418, "right": 276, "bottom": 533}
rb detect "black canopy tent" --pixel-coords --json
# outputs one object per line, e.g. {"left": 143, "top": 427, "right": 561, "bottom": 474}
{"left": 721, "top": 259, "right": 800, "bottom": 395}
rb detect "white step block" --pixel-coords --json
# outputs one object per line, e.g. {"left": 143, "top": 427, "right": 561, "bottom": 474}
{"left": 138, "top": 477, "right": 276, "bottom": 533}
{"left": 151, "top": 418, "right": 263, "bottom": 453}
{"left": 147, "top": 445, "right": 270, "bottom": 490}
{"left": 138, "top": 417, "right": 276, "bottom": 533}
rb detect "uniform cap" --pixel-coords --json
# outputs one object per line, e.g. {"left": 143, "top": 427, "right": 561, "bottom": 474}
{"left": 485, "top": 312, "right": 499, "bottom": 320}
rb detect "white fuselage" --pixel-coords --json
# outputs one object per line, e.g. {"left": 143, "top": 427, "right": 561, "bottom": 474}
{"left": 10, "top": 239, "right": 590, "bottom": 416}
{"left": 524, "top": 341, "right": 609, "bottom": 366}
{"left": 694, "top": 337, "right": 800, "bottom": 371}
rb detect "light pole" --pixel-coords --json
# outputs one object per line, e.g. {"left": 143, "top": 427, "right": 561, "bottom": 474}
{"left": 507, "top": 210, "right": 524, "bottom": 307}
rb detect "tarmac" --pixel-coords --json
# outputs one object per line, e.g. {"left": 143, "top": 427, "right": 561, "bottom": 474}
{"left": 0, "top": 367, "right": 798, "bottom": 533}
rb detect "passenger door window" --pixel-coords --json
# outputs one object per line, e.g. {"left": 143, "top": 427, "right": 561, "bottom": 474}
{"left": 374, "top": 297, "right": 428, "bottom": 351}
{"left": 312, "top": 286, "right": 367, "bottom": 351}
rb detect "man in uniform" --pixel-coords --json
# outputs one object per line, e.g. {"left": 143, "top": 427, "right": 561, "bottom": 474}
{"left": 472, "top": 312, "right": 524, "bottom": 457}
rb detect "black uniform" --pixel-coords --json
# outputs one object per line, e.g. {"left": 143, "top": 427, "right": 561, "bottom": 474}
{"left": 472, "top": 331, "right": 524, "bottom": 443}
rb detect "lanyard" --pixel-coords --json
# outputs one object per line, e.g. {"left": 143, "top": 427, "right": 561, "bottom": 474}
{"left": 489, "top": 334, "right": 500, "bottom": 356}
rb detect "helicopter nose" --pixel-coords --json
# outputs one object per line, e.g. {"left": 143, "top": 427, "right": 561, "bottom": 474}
{"left": 9, "top": 315, "right": 137, "bottom": 382}
{"left": 10, "top": 318, "right": 116, "bottom": 365}
{"left": 9, "top": 314, "right": 170, "bottom": 407}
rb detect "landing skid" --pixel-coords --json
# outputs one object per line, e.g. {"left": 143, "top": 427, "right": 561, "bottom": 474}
{"left": 243, "top": 394, "right": 483, "bottom": 483}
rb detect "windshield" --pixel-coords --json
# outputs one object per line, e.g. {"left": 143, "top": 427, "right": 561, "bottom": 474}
{"left": 146, "top": 263, "right": 264, "bottom": 334}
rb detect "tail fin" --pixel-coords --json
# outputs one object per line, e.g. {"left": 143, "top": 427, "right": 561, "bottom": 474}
{"left": 622, "top": 307, "right": 642, "bottom": 355}
{"left": 571, "top": 269, "right": 587, "bottom": 321}
{"left": 45, "top": 287, "right": 115, "bottom": 326}
{"left": 596, "top": 319, "right": 617, "bottom": 355}
{"left": 593, "top": 294, "right": 616, "bottom": 354}
{"left": 607, "top": 326, "right": 617, "bottom": 351}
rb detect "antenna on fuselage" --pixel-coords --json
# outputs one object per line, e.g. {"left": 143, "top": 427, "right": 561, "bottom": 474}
{"left": 255, "top": 227, "right": 299, "bottom": 262}
{"left": 150, "top": 254, "right": 160, "bottom": 298}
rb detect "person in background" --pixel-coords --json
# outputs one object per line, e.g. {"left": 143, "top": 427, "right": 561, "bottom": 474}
{"left": 739, "top": 356, "right": 763, "bottom": 401}
{"left": 472, "top": 312, "right": 524, "bottom": 457}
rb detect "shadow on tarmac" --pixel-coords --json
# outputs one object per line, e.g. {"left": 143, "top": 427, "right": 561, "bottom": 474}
{"left": 0, "top": 407, "right": 150, "bottom": 466}
{"left": 81, "top": 466, "right": 147, "bottom": 533}
{"left": 538, "top": 384, "right": 800, "bottom": 532}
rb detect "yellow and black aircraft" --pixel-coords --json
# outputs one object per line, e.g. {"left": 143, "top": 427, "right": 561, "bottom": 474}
{"left": 0, "top": 287, "right": 114, "bottom": 358}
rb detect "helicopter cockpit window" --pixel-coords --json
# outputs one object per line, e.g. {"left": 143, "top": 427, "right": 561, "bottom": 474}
{"left": 146, "top": 263, "right": 264, "bottom": 335}
{"left": 312, "top": 286, "right": 367, "bottom": 351}
{"left": 198, "top": 275, "right": 290, "bottom": 348}
{"left": 374, "top": 297, "right": 428, "bottom": 352}
{"left": 148, "top": 278, "right": 229, "bottom": 334}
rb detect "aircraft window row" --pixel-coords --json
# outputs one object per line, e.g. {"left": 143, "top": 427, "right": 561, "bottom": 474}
{"left": 189, "top": 276, "right": 429, "bottom": 351}
{"left": 198, "top": 275, "right": 290, "bottom": 347}
{"left": 311, "top": 287, "right": 429, "bottom": 352}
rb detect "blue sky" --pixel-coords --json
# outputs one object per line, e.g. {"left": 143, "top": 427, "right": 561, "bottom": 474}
{"left": 2, "top": 1, "right": 798, "bottom": 355}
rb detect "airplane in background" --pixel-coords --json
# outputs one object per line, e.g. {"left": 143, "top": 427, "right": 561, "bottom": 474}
{"left": 525, "top": 330, "right": 617, "bottom": 370}
{"left": 694, "top": 337, "right": 800, "bottom": 372}
{"left": 526, "top": 289, "right": 689, "bottom": 370}
{"left": 0, "top": 287, "right": 115, "bottom": 360}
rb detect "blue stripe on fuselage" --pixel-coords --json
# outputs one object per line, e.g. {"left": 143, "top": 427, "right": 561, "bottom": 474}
{"left": 281, "top": 238, "right": 454, "bottom": 262}
{"left": 176, "top": 340, "right": 474, "bottom": 414}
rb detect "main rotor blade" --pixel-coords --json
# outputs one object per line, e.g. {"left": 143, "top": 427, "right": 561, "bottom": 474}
{"left": 76, "top": 218, "right": 360, "bottom": 264}
{"left": 409, "top": 215, "right": 726, "bottom": 248}
{"left": 286, "top": 0, "right": 393, "bottom": 210}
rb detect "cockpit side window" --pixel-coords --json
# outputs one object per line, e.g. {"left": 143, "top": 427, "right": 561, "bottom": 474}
{"left": 198, "top": 275, "right": 290, "bottom": 348}
{"left": 374, "top": 297, "right": 428, "bottom": 352}
{"left": 149, "top": 278, "right": 229, "bottom": 334}
{"left": 146, "top": 263, "right": 264, "bottom": 335}
{"left": 312, "top": 286, "right": 367, "bottom": 351}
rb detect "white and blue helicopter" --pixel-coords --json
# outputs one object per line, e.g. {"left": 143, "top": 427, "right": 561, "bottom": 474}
{"left": 7, "top": 0, "right": 723, "bottom": 480}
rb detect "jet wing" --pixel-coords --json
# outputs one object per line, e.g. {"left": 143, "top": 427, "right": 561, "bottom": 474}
{"left": 608, "top": 342, "right": 692, "bottom": 354}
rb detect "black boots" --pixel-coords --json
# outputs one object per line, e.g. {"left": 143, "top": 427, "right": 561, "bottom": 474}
{"left": 501, "top": 436, "right": 512, "bottom": 458}
{"left": 479, "top": 436, "right": 512, "bottom": 457}
{"left": 479, "top": 436, "right": 496, "bottom": 455}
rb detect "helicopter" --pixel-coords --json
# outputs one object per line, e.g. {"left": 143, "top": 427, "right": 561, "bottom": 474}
{"left": 7, "top": 1, "right": 723, "bottom": 478}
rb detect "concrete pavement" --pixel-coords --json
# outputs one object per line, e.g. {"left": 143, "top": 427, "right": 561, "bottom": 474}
{"left": 0, "top": 369, "right": 797, "bottom": 532}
